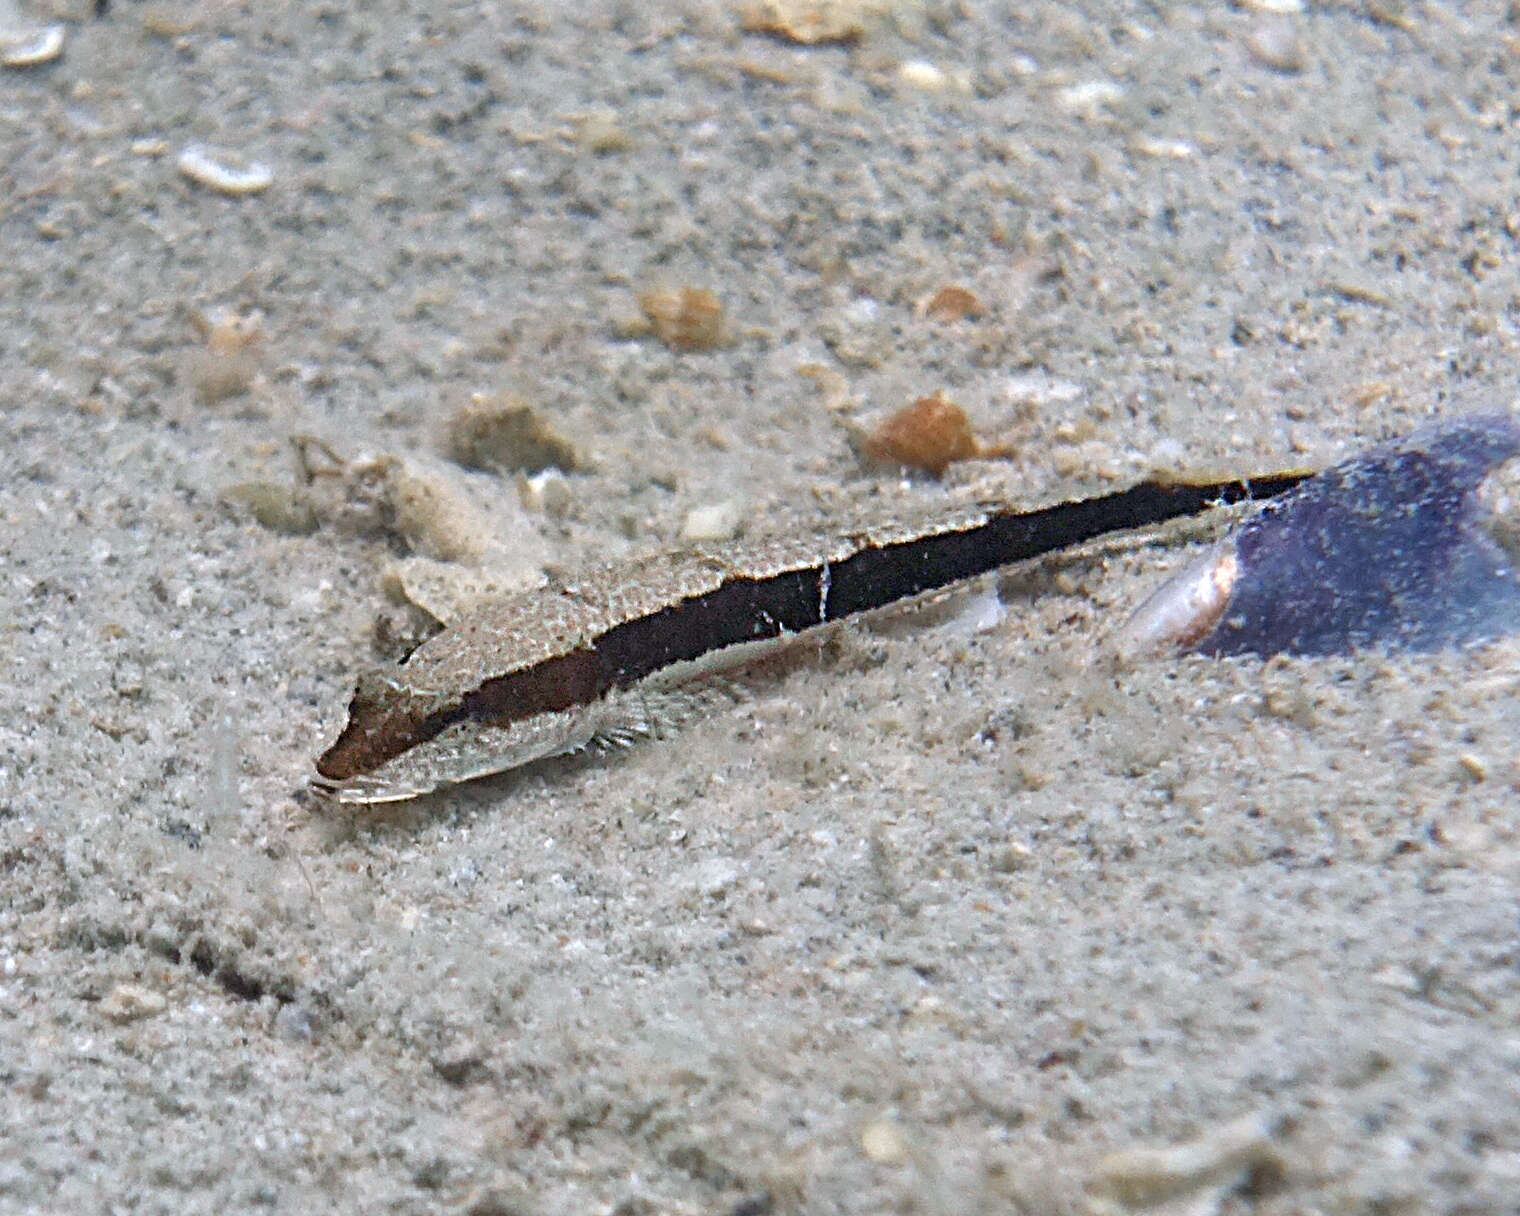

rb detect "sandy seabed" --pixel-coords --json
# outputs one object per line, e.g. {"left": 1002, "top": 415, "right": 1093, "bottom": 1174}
{"left": 3, "top": 3, "right": 1519, "bottom": 1213}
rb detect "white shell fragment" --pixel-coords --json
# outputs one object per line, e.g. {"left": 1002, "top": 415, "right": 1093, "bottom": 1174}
{"left": 100, "top": 983, "right": 167, "bottom": 1024}
{"left": 516, "top": 469, "right": 572, "bottom": 516}
{"left": 1054, "top": 79, "right": 1125, "bottom": 119}
{"left": 1089, "top": 1111, "right": 1283, "bottom": 1209}
{"left": 0, "top": 23, "right": 63, "bottom": 67}
{"left": 1113, "top": 541, "right": 1238, "bottom": 660}
{"left": 176, "top": 145, "right": 274, "bottom": 196}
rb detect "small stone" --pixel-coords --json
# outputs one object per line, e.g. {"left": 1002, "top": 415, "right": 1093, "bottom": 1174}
{"left": 516, "top": 469, "right": 573, "bottom": 515}
{"left": 992, "top": 842, "right": 1034, "bottom": 873}
{"left": 1130, "top": 135, "right": 1198, "bottom": 160}
{"left": 1244, "top": 18, "right": 1306, "bottom": 73}
{"left": 1365, "top": 0, "right": 1415, "bottom": 32}
{"left": 184, "top": 308, "right": 262, "bottom": 404}
{"left": 897, "top": 60, "right": 949, "bottom": 92}
{"left": 1456, "top": 753, "right": 1487, "bottom": 782}
{"left": 461, "top": 1186, "right": 533, "bottom": 1216}
{"left": 861, "top": 394, "right": 992, "bottom": 477}
{"left": 1054, "top": 80, "right": 1124, "bottom": 119}
{"left": 681, "top": 501, "right": 743, "bottom": 543}
{"left": 274, "top": 1002, "right": 318, "bottom": 1042}
{"left": 386, "top": 461, "right": 496, "bottom": 564}
{"left": 222, "top": 483, "right": 319, "bottom": 536}
{"left": 101, "top": 983, "right": 167, "bottom": 1024}
{"left": 141, "top": 7, "right": 198, "bottom": 38}
{"left": 906, "top": 995, "right": 960, "bottom": 1028}
{"left": 954, "top": 586, "right": 1007, "bottom": 636}
{"left": 445, "top": 394, "right": 586, "bottom": 474}
{"left": 574, "top": 109, "right": 634, "bottom": 153}
{"left": 859, "top": 1116, "right": 908, "bottom": 1166}
{"left": 684, "top": 857, "right": 741, "bottom": 898}
{"left": 920, "top": 285, "right": 982, "bottom": 323}
{"left": 637, "top": 286, "right": 725, "bottom": 352}
{"left": 186, "top": 353, "right": 256, "bottom": 403}
{"left": 432, "top": 1040, "right": 489, "bottom": 1086}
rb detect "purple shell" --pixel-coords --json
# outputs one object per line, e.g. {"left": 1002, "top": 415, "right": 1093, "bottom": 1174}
{"left": 1191, "top": 414, "right": 1520, "bottom": 657}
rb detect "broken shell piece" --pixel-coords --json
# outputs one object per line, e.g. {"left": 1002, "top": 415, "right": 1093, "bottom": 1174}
{"left": 573, "top": 108, "right": 634, "bottom": 153}
{"left": 291, "top": 439, "right": 553, "bottom": 570}
{"left": 384, "top": 555, "right": 543, "bottom": 627}
{"left": 1121, "top": 414, "right": 1520, "bottom": 658}
{"left": 294, "top": 445, "right": 395, "bottom": 539}
{"left": 385, "top": 458, "right": 555, "bottom": 574}
{"left": 739, "top": 0, "right": 872, "bottom": 44}
{"left": 0, "top": 23, "right": 63, "bottom": 67}
{"left": 1089, "top": 1112, "right": 1283, "bottom": 1209}
{"left": 177, "top": 145, "right": 273, "bottom": 196}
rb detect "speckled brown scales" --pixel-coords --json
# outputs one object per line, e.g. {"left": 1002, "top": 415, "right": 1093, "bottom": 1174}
{"left": 312, "top": 471, "right": 1309, "bottom": 804}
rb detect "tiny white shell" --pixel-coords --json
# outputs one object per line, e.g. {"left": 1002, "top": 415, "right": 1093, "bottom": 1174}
{"left": 1112, "top": 541, "right": 1238, "bottom": 659}
{"left": 0, "top": 24, "right": 64, "bottom": 67}
{"left": 176, "top": 145, "right": 273, "bottom": 196}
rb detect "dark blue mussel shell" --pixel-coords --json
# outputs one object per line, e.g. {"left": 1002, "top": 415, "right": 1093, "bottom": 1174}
{"left": 1194, "top": 414, "right": 1520, "bottom": 657}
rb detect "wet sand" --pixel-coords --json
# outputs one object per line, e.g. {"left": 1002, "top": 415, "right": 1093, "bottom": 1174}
{"left": 2, "top": 3, "right": 1518, "bottom": 1212}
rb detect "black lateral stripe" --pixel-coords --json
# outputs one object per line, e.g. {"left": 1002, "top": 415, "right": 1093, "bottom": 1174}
{"left": 596, "top": 566, "right": 824, "bottom": 683}
{"left": 823, "top": 473, "right": 1302, "bottom": 619}
{"left": 592, "top": 471, "right": 1307, "bottom": 694}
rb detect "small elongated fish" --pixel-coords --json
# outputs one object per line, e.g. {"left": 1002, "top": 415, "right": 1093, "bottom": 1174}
{"left": 311, "top": 468, "right": 1307, "bottom": 804}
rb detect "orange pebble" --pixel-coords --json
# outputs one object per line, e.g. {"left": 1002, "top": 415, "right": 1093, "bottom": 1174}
{"left": 637, "top": 286, "right": 724, "bottom": 352}
{"left": 862, "top": 394, "right": 982, "bottom": 476}
{"left": 922, "top": 285, "right": 982, "bottom": 323}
